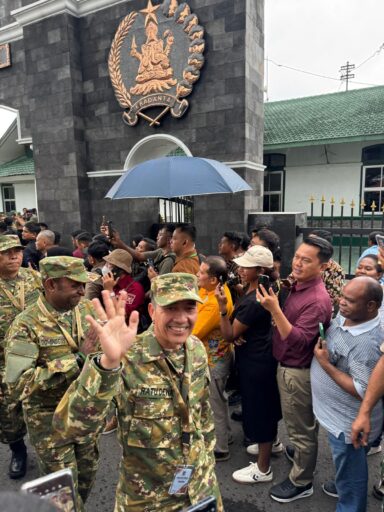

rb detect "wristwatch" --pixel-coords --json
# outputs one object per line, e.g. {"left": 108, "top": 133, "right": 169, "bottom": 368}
{"left": 95, "top": 354, "right": 121, "bottom": 372}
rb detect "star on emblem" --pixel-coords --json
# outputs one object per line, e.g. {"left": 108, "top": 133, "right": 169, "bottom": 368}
{"left": 140, "top": 0, "right": 160, "bottom": 26}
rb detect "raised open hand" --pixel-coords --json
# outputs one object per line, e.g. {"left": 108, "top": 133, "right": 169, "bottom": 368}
{"left": 86, "top": 290, "right": 139, "bottom": 369}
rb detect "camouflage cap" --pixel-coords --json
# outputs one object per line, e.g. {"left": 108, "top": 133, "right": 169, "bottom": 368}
{"left": 39, "top": 256, "right": 97, "bottom": 283}
{"left": 0, "top": 234, "right": 24, "bottom": 252}
{"left": 151, "top": 273, "right": 204, "bottom": 307}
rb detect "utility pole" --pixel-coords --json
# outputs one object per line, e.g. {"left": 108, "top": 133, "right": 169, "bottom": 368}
{"left": 339, "top": 61, "right": 355, "bottom": 91}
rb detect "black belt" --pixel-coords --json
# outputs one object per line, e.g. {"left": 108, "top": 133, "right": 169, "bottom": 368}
{"left": 280, "top": 362, "right": 311, "bottom": 370}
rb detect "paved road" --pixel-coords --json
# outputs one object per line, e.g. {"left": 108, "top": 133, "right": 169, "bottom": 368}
{"left": 0, "top": 415, "right": 381, "bottom": 511}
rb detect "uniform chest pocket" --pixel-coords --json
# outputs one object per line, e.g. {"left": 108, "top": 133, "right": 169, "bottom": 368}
{"left": 128, "top": 396, "right": 180, "bottom": 449}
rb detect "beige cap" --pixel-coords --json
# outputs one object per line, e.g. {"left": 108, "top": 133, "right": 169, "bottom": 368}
{"left": 103, "top": 249, "right": 132, "bottom": 274}
{"left": 233, "top": 245, "right": 274, "bottom": 268}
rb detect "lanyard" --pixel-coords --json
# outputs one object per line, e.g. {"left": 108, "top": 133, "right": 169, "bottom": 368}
{"left": 37, "top": 296, "right": 83, "bottom": 351}
{"left": 1, "top": 280, "right": 25, "bottom": 311}
{"left": 156, "top": 356, "right": 191, "bottom": 462}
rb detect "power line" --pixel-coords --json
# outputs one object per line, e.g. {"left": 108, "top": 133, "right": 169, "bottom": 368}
{"left": 265, "top": 58, "right": 380, "bottom": 87}
{"left": 355, "top": 43, "right": 384, "bottom": 70}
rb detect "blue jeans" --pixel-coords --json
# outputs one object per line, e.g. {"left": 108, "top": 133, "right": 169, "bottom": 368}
{"left": 328, "top": 431, "right": 368, "bottom": 512}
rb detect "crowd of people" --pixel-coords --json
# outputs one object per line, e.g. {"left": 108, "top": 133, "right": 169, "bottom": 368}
{"left": 0, "top": 211, "right": 384, "bottom": 511}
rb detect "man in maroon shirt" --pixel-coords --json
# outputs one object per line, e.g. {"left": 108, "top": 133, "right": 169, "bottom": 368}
{"left": 102, "top": 249, "right": 145, "bottom": 320}
{"left": 257, "top": 236, "right": 333, "bottom": 503}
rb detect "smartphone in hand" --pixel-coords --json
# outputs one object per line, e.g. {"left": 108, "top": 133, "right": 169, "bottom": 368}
{"left": 21, "top": 468, "right": 77, "bottom": 512}
{"left": 184, "top": 496, "right": 217, "bottom": 512}
{"left": 319, "top": 322, "right": 325, "bottom": 348}
{"left": 376, "top": 234, "right": 384, "bottom": 249}
{"left": 107, "top": 220, "right": 114, "bottom": 240}
{"left": 258, "top": 274, "right": 270, "bottom": 292}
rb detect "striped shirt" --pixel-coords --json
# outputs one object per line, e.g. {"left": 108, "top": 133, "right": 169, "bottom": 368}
{"left": 311, "top": 314, "right": 384, "bottom": 443}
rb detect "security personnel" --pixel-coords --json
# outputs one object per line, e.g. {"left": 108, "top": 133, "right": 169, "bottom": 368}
{"left": 4, "top": 257, "right": 99, "bottom": 511}
{"left": 0, "top": 234, "right": 42, "bottom": 479}
{"left": 53, "top": 273, "right": 223, "bottom": 512}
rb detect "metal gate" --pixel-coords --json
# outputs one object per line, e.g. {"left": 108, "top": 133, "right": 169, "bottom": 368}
{"left": 159, "top": 196, "right": 194, "bottom": 224}
{"left": 301, "top": 196, "right": 384, "bottom": 278}
{"left": 158, "top": 149, "right": 194, "bottom": 224}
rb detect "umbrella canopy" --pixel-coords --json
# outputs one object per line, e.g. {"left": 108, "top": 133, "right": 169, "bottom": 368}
{"left": 106, "top": 156, "right": 252, "bottom": 199}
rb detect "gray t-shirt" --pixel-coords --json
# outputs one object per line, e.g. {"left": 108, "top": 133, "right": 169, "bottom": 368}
{"left": 143, "top": 248, "right": 175, "bottom": 275}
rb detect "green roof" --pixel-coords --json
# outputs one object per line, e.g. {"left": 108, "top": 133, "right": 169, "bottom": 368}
{"left": 264, "top": 86, "right": 384, "bottom": 149}
{"left": 0, "top": 155, "right": 35, "bottom": 177}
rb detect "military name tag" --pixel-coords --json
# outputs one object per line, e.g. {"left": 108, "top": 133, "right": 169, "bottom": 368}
{"left": 169, "top": 465, "right": 194, "bottom": 496}
{"left": 39, "top": 336, "right": 67, "bottom": 347}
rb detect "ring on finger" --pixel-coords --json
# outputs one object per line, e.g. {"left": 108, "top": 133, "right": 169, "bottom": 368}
{"left": 96, "top": 319, "right": 108, "bottom": 326}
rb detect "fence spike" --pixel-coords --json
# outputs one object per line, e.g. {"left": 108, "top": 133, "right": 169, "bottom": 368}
{"left": 330, "top": 196, "right": 335, "bottom": 205}
{"left": 360, "top": 200, "right": 366, "bottom": 210}
{"left": 371, "top": 200, "right": 377, "bottom": 211}
{"left": 321, "top": 195, "right": 326, "bottom": 204}
{"left": 309, "top": 195, "right": 315, "bottom": 203}
{"left": 340, "top": 198, "right": 345, "bottom": 206}
{"left": 350, "top": 199, "right": 355, "bottom": 208}
{"left": 381, "top": 203, "right": 384, "bottom": 213}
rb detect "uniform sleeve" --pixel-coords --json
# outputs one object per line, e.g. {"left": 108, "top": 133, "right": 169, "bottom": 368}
{"left": 200, "top": 366, "right": 216, "bottom": 461}
{"left": 5, "top": 316, "right": 80, "bottom": 399}
{"left": 4, "top": 318, "right": 40, "bottom": 396}
{"left": 53, "top": 355, "right": 122, "bottom": 441}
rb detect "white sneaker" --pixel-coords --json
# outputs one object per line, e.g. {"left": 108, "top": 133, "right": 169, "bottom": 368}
{"left": 232, "top": 462, "right": 273, "bottom": 483}
{"left": 246, "top": 439, "right": 284, "bottom": 456}
{"left": 368, "top": 445, "right": 382, "bottom": 456}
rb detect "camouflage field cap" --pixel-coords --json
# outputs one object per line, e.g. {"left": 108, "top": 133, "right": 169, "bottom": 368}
{"left": 0, "top": 234, "right": 24, "bottom": 253}
{"left": 39, "top": 256, "right": 98, "bottom": 283}
{"left": 151, "top": 273, "right": 204, "bottom": 307}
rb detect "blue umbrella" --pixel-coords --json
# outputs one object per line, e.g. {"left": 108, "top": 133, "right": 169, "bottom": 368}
{"left": 105, "top": 156, "right": 252, "bottom": 199}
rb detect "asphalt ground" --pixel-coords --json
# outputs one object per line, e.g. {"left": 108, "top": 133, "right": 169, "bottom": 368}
{"left": 0, "top": 409, "right": 382, "bottom": 511}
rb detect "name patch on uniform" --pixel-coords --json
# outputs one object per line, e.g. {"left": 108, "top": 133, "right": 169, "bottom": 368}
{"left": 136, "top": 387, "right": 173, "bottom": 399}
{"left": 39, "top": 337, "right": 67, "bottom": 347}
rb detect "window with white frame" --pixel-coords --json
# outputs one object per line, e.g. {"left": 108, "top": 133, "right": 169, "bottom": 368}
{"left": 1, "top": 184, "right": 16, "bottom": 213}
{"left": 361, "top": 144, "right": 384, "bottom": 214}
{"left": 362, "top": 166, "right": 384, "bottom": 213}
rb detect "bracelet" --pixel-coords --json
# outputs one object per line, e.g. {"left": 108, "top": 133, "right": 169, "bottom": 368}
{"left": 95, "top": 354, "right": 121, "bottom": 372}
{"left": 220, "top": 311, "right": 227, "bottom": 317}
{"left": 109, "top": 292, "right": 116, "bottom": 298}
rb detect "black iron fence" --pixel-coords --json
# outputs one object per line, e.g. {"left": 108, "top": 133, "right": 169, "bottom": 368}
{"left": 159, "top": 196, "right": 194, "bottom": 224}
{"left": 301, "top": 196, "right": 384, "bottom": 278}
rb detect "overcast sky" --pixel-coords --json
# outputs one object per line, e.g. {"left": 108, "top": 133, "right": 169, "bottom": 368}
{"left": 265, "top": 0, "right": 384, "bottom": 101}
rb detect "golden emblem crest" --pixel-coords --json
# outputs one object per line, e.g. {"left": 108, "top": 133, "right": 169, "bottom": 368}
{"left": 108, "top": 0, "right": 205, "bottom": 127}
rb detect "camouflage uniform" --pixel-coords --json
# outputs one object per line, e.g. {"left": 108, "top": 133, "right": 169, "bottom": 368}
{"left": 0, "top": 235, "right": 42, "bottom": 446}
{"left": 53, "top": 273, "right": 223, "bottom": 512}
{"left": 4, "top": 257, "right": 99, "bottom": 511}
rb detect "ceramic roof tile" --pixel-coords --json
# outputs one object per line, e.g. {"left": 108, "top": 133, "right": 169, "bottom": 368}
{"left": 0, "top": 156, "right": 35, "bottom": 177}
{"left": 264, "top": 86, "right": 384, "bottom": 148}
